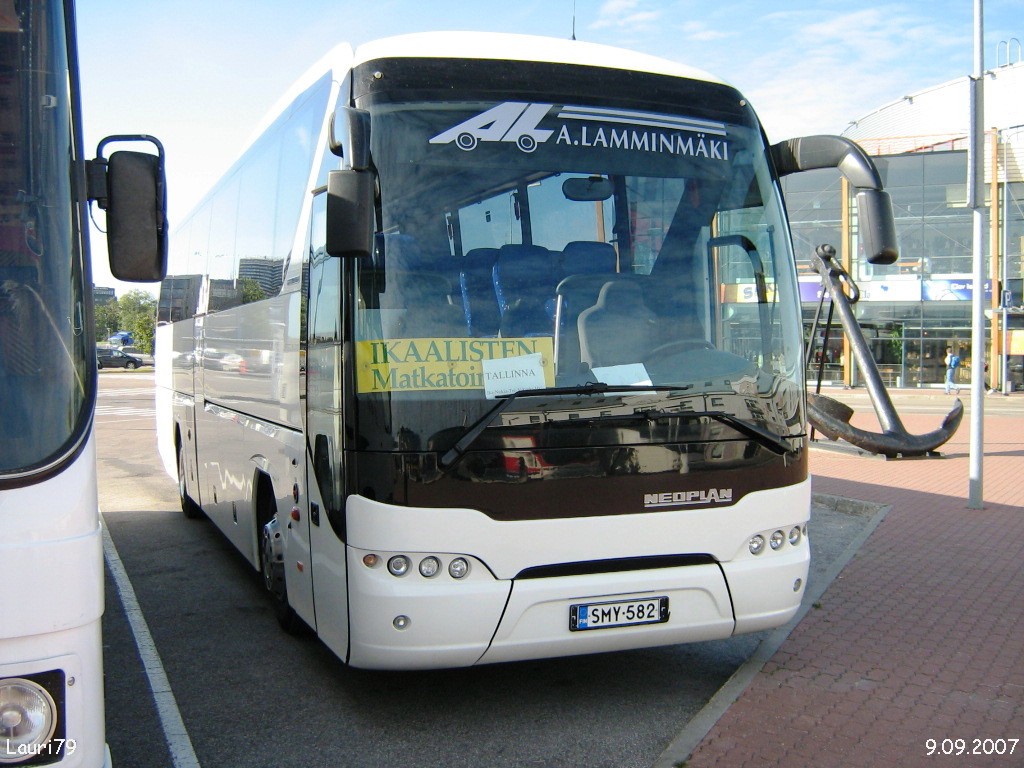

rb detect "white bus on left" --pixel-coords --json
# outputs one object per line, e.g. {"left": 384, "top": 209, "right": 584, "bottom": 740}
{"left": 0, "top": 2, "right": 166, "bottom": 765}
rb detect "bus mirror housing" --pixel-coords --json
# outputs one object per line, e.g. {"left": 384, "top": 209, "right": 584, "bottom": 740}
{"left": 87, "top": 134, "right": 168, "bottom": 281}
{"left": 329, "top": 108, "right": 371, "bottom": 171}
{"left": 853, "top": 189, "right": 898, "bottom": 266}
{"left": 770, "top": 134, "right": 898, "bottom": 265}
{"left": 326, "top": 169, "right": 374, "bottom": 258}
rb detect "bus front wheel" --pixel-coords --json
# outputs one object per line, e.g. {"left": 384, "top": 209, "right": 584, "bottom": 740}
{"left": 258, "top": 501, "right": 303, "bottom": 634}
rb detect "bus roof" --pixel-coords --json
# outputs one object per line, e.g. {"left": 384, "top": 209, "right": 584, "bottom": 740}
{"left": 255, "top": 32, "right": 729, "bottom": 151}
{"left": 352, "top": 32, "right": 727, "bottom": 86}
{"left": 211, "top": 32, "right": 732, "bottom": 226}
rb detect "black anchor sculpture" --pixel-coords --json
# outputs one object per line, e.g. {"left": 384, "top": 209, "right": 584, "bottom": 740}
{"left": 806, "top": 244, "right": 963, "bottom": 457}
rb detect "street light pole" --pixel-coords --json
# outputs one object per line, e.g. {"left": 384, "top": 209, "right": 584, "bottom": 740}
{"left": 967, "top": 0, "right": 986, "bottom": 509}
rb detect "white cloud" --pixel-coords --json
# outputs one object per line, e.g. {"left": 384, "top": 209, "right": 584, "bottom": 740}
{"left": 680, "top": 21, "right": 729, "bottom": 43}
{"left": 590, "top": 0, "right": 662, "bottom": 32}
{"left": 694, "top": 3, "right": 977, "bottom": 139}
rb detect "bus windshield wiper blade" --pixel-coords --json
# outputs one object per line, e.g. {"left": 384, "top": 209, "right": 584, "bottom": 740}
{"left": 639, "top": 409, "right": 795, "bottom": 455}
{"left": 439, "top": 383, "right": 691, "bottom": 470}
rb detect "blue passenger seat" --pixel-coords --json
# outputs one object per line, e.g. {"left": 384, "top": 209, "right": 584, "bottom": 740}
{"left": 459, "top": 247, "right": 501, "bottom": 336}
{"left": 377, "top": 234, "right": 464, "bottom": 338}
{"left": 560, "top": 240, "right": 617, "bottom": 276}
{"left": 555, "top": 241, "right": 618, "bottom": 376}
{"left": 492, "top": 244, "right": 561, "bottom": 337}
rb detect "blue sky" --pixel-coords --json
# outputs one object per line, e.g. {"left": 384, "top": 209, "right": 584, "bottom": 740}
{"left": 76, "top": 0, "right": 1020, "bottom": 292}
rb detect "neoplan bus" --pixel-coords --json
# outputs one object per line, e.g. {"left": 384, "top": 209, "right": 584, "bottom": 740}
{"left": 155, "top": 32, "right": 898, "bottom": 671}
{"left": 0, "top": 1, "right": 167, "bottom": 764}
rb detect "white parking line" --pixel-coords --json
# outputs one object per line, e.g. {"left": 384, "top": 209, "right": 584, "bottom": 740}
{"left": 99, "top": 388, "right": 154, "bottom": 397}
{"left": 101, "top": 516, "right": 202, "bottom": 768}
{"left": 96, "top": 406, "right": 156, "bottom": 418}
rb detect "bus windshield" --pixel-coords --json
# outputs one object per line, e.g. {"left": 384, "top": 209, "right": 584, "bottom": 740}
{"left": 351, "top": 82, "right": 804, "bottom": 454}
{"left": 0, "top": 2, "right": 89, "bottom": 478}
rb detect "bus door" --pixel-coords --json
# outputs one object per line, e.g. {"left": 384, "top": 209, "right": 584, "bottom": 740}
{"left": 301, "top": 190, "right": 350, "bottom": 656}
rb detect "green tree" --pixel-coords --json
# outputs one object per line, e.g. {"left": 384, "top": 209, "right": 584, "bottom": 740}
{"left": 94, "top": 300, "right": 119, "bottom": 345}
{"left": 116, "top": 290, "right": 158, "bottom": 353}
{"left": 240, "top": 278, "right": 266, "bottom": 305}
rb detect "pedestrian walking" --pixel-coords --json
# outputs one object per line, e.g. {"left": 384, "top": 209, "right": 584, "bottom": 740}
{"left": 944, "top": 346, "right": 961, "bottom": 395}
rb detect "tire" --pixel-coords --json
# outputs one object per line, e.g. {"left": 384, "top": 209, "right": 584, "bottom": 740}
{"left": 177, "top": 445, "right": 203, "bottom": 519}
{"left": 125, "top": 361, "right": 137, "bottom": 370}
{"left": 257, "top": 488, "right": 303, "bottom": 634}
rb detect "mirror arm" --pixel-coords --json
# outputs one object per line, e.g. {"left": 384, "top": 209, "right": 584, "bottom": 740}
{"left": 89, "top": 134, "right": 165, "bottom": 195}
{"left": 328, "top": 108, "right": 371, "bottom": 170}
{"left": 769, "top": 135, "right": 881, "bottom": 190}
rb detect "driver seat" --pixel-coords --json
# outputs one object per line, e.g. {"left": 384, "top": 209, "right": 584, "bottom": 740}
{"left": 577, "top": 280, "right": 656, "bottom": 369}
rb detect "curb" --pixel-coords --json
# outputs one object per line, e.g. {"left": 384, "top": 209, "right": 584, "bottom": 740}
{"left": 651, "top": 496, "right": 890, "bottom": 768}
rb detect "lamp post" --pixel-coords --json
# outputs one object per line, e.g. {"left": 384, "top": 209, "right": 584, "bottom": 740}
{"left": 967, "top": 0, "right": 986, "bottom": 509}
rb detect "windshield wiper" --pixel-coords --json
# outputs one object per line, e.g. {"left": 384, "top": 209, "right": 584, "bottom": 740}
{"left": 637, "top": 409, "right": 795, "bottom": 455}
{"left": 439, "top": 383, "right": 692, "bottom": 470}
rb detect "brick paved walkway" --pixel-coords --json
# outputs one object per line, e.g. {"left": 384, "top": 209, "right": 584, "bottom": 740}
{"left": 684, "top": 392, "right": 1024, "bottom": 768}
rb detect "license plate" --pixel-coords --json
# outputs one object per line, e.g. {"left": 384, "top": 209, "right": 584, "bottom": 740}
{"left": 569, "top": 596, "right": 669, "bottom": 631}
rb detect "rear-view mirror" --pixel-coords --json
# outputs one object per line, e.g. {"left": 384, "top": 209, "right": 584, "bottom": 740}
{"left": 855, "top": 189, "right": 899, "bottom": 265}
{"left": 326, "top": 169, "right": 374, "bottom": 258}
{"left": 562, "top": 176, "right": 613, "bottom": 202}
{"left": 87, "top": 134, "right": 168, "bottom": 282}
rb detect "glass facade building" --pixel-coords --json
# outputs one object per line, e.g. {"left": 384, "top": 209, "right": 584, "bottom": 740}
{"left": 785, "top": 122, "right": 1024, "bottom": 391}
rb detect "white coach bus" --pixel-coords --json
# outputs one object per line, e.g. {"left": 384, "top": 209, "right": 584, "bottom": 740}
{"left": 155, "top": 32, "right": 897, "bottom": 670}
{"left": 0, "top": 0, "right": 166, "bottom": 764}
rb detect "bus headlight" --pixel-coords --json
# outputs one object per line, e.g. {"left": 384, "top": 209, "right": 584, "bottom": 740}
{"left": 769, "top": 530, "right": 785, "bottom": 550}
{"left": 789, "top": 526, "right": 802, "bottom": 546}
{"left": 748, "top": 535, "right": 766, "bottom": 555}
{"left": 448, "top": 557, "right": 470, "bottom": 579}
{"left": 418, "top": 556, "right": 441, "bottom": 578}
{"left": 387, "top": 555, "right": 411, "bottom": 577}
{"left": 0, "top": 678, "right": 57, "bottom": 760}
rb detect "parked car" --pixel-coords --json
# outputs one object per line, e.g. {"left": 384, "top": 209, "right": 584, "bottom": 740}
{"left": 117, "top": 345, "right": 154, "bottom": 366}
{"left": 97, "top": 348, "right": 144, "bottom": 370}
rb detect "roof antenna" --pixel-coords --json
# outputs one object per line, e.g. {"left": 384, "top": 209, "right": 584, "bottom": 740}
{"left": 571, "top": 0, "right": 576, "bottom": 40}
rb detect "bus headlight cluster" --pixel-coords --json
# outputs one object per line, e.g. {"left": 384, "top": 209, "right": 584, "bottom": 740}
{"left": 0, "top": 677, "right": 57, "bottom": 759}
{"left": 365, "top": 552, "right": 472, "bottom": 579}
{"left": 748, "top": 524, "right": 806, "bottom": 555}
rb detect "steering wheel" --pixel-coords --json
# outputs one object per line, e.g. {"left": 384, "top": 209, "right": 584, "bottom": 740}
{"left": 643, "top": 339, "right": 715, "bottom": 363}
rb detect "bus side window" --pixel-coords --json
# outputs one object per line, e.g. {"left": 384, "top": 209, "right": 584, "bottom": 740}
{"left": 306, "top": 191, "right": 346, "bottom": 529}
{"left": 312, "top": 433, "right": 337, "bottom": 514}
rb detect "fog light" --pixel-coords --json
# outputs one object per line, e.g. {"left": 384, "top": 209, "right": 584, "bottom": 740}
{"left": 0, "top": 678, "right": 57, "bottom": 759}
{"left": 419, "top": 556, "right": 440, "bottom": 578}
{"left": 793, "top": 578, "right": 803, "bottom": 592}
{"left": 393, "top": 615, "right": 410, "bottom": 630}
{"left": 769, "top": 530, "right": 785, "bottom": 550}
{"left": 748, "top": 535, "right": 765, "bottom": 555}
{"left": 387, "top": 555, "right": 410, "bottom": 576}
{"left": 789, "top": 526, "right": 802, "bottom": 546}
{"left": 448, "top": 557, "right": 469, "bottom": 579}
